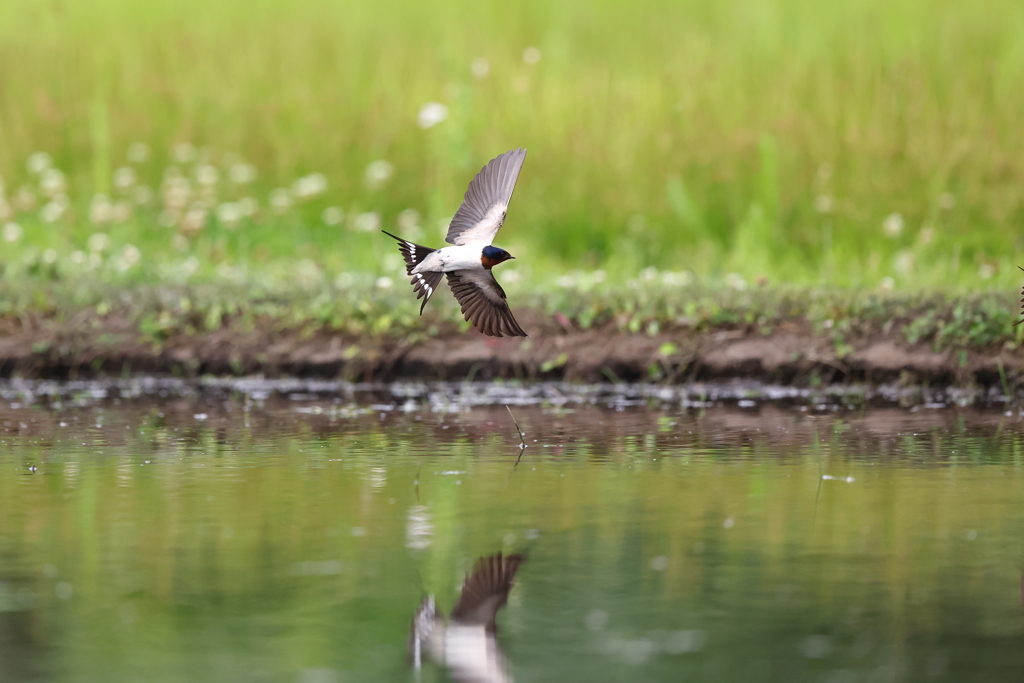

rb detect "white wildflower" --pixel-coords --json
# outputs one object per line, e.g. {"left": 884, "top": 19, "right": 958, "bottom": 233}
{"left": 113, "top": 166, "right": 137, "bottom": 191}
{"left": 353, "top": 211, "right": 380, "bottom": 232}
{"left": 397, "top": 208, "right": 420, "bottom": 231}
{"left": 292, "top": 172, "right": 328, "bottom": 199}
{"left": 661, "top": 270, "right": 693, "bottom": 286}
{"left": 725, "top": 272, "right": 748, "bottom": 290}
{"left": 195, "top": 164, "right": 219, "bottom": 187}
{"left": 39, "top": 201, "right": 65, "bottom": 223}
{"left": 39, "top": 168, "right": 66, "bottom": 197}
{"left": 417, "top": 102, "right": 449, "bottom": 129}
{"left": 216, "top": 202, "right": 243, "bottom": 228}
{"left": 814, "top": 194, "right": 833, "bottom": 214}
{"left": 894, "top": 250, "right": 914, "bottom": 275}
{"left": 471, "top": 57, "right": 490, "bottom": 79}
{"left": 522, "top": 46, "right": 542, "bottom": 64}
{"left": 42, "top": 249, "right": 59, "bottom": 265}
{"left": 89, "top": 195, "right": 113, "bottom": 224}
{"left": 296, "top": 259, "right": 323, "bottom": 290}
{"left": 938, "top": 192, "right": 955, "bottom": 210}
{"left": 322, "top": 206, "right": 344, "bottom": 226}
{"left": 376, "top": 276, "right": 393, "bottom": 290}
{"left": 27, "top": 152, "right": 52, "bottom": 175}
{"left": 269, "top": 188, "right": 292, "bottom": 214}
{"left": 364, "top": 160, "right": 395, "bottom": 189}
{"left": 180, "top": 256, "right": 199, "bottom": 276}
{"left": 2, "top": 222, "right": 23, "bottom": 243}
{"left": 182, "top": 206, "right": 208, "bottom": 232}
{"left": 229, "top": 163, "right": 257, "bottom": 184}
{"left": 979, "top": 264, "right": 995, "bottom": 280}
{"left": 87, "top": 232, "right": 110, "bottom": 253}
{"left": 882, "top": 213, "right": 903, "bottom": 238}
{"left": 118, "top": 244, "right": 141, "bottom": 270}
{"left": 162, "top": 176, "right": 191, "bottom": 209}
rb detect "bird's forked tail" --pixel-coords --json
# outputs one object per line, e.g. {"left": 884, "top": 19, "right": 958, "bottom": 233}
{"left": 382, "top": 230, "right": 443, "bottom": 315}
{"left": 382, "top": 230, "right": 435, "bottom": 274}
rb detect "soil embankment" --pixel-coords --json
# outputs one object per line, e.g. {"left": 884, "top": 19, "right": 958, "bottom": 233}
{"left": 0, "top": 313, "right": 1019, "bottom": 387}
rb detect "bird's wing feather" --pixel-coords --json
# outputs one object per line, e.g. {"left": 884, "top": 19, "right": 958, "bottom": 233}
{"left": 445, "top": 149, "right": 527, "bottom": 246}
{"left": 410, "top": 271, "right": 443, "bottom": 315}
{"left": 446, "top": 270, "right": 528, "bottom": 337}
{"left": 450, "top": 553, "right": 526, "bottom": 631}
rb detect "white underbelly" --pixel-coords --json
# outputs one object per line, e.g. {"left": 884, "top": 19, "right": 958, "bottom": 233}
{"left": 413, "top": 245, "right": 481, "bottom": 274}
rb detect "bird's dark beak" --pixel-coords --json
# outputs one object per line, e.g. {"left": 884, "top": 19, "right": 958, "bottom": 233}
{"left": 508, "top": 255, "right": 516, "bottom": 260}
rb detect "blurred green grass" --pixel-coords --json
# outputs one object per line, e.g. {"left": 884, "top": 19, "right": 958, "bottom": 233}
{"left": 1, "top": 0, "right": 1024, "bottom": 295}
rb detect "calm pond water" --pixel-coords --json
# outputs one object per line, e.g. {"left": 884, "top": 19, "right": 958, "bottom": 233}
{"left": 1, "top": 380, "right": 1023, "bottom": 683}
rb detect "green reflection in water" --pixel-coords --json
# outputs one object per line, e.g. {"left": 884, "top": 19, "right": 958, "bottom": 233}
{"left": 1, "top": 401, "right": 1024, "bottom": 682}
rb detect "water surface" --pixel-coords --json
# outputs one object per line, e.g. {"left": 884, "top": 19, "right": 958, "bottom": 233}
{"left": 1, "top": 381, "right": 1023, "bottom": 682}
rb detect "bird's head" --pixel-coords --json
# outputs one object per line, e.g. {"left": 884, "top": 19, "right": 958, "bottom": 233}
{"left": 481, "top": 245, "right": 515, "bottom": 269}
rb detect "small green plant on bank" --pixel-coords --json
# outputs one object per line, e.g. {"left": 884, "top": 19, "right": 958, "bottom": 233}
{"left": 1, "top": 264, "right": 1020, "bottom": 356}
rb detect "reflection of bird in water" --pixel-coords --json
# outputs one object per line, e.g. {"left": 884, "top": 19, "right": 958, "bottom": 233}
{"left": 410, "top": 553, "right": 526, "bottom": 683}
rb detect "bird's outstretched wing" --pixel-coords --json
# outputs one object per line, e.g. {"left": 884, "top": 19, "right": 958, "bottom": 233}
{"left": 446, "top": 270, "right": 528, "bottom": 337}
{"left": 450, "top": 553, "right": 526, "bottom": 632}
{"left": 446, "top": 149, "right": 527, "bottom": 246}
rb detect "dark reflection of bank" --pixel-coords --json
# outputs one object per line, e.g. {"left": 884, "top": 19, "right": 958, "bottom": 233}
{"left": 5, "top": 398, "right": 1022, "bottom": 469}
{"left": 410, "top": 553, "right": 525, "bottom": 683}
{"left": 0, "top": 570, "right": 46, "bottom": 682}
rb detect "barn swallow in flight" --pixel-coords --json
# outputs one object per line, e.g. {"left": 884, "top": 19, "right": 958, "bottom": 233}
{"left": 409, "top": 552, "right": 526, "bottom": 683}
{"left": 383, "top": 148, "right": 528, "bottom": 337}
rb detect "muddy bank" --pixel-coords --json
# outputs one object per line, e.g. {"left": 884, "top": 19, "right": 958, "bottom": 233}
{"left": 0, "top": 313, "right": 1020, "bottom": 388}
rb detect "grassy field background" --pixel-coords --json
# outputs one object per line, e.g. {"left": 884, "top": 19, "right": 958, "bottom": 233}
{"left": 1, "top": 0, "right": 1024, "bottom": 326}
